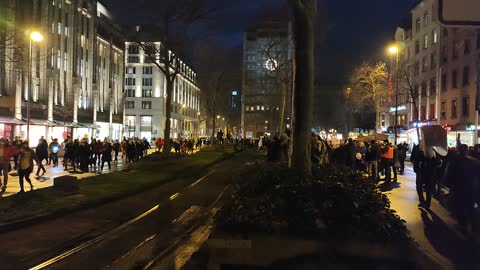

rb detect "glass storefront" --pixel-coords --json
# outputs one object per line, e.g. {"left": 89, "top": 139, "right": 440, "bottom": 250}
{"left": 447, "top": 131, "right": 475, "bottom": 147}
{"left": 20, "top": 125, "right": 46, "bottom": 147}
{"left": 0, "top": 124, "right": 13, "bottom": 141}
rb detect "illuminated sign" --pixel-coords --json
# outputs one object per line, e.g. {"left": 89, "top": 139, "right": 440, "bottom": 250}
{"left": 232, "top": 91, "right": 238, "bottom": 96}
{"left": 389, "top": 105, "right": 407, "bottom": 113}
{"left": 466, "top": 125, "right": 480, "bottom": 131}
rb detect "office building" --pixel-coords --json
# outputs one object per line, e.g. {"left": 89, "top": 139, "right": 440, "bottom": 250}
{"left": 0, "top": 0, "right": 125, "bottom": 144}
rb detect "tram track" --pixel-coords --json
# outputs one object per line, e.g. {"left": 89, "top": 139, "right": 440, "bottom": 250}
{"left": 28, "top": 168, "right": 220, "bottom": 270}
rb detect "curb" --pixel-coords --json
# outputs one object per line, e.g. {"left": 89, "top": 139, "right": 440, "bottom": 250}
{"left": 0, "top": 149, "right": 241, "bottom": 233}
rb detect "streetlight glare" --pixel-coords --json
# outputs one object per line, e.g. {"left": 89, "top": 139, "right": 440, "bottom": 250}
{"left": 388, "top": 46, "right": 398, "bottom": 54}
{"left": 30, "top": 31, "right": 44, "bottom": 42}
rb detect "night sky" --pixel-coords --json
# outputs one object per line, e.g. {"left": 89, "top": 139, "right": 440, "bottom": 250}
{"left": 103, "top": 0, "right": 417, "bottom": 82}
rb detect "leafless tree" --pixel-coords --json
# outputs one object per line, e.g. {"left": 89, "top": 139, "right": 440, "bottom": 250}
{"left": 288, "top": 0, "right": 317, "bottom": 177}
{"left": 129, "top": 0, "right": 216, "bottom": 153}
{"left": 345, "top": 62, "right": 389, "bottom": 131}
{"left": 259, "top": 37, "right": 292, "bottom": 133}
{"left": 398, "top": 62, "right": 421, "bottom": 139}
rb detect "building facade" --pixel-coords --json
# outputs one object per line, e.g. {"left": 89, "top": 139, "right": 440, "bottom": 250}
{"left": 241, "top": 20, "right": 292, "bottom": 138}
{"left": 390, "top": 0, "right": 479, "bottom": 146}
{"left": 0, "top": 0, "right": 125, "bottom": 145}
{"left": 124, "top": 41, "right": 200, "bottom": 141}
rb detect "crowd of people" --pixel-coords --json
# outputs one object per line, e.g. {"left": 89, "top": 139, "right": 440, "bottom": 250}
{"left": 251, "top": 131, "right": 480, "bottom": 234}
{"left": 0, "top": 136, "right": 165, "bottom": 194}
{"left": 0, "top": 134, "right": 215, "bottom": 194}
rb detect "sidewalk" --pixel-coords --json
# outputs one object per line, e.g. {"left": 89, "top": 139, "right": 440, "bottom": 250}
{"left": 385, "top": 164, "right": 478, "bottom": 270}
{"left": 0, "top": 149, "right": 156, "bottom": 198}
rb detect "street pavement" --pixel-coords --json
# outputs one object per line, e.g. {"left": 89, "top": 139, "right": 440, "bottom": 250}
{"left": 385, "top": 163, "right": 479, "bottom": 270}
{"left": 0, "top": 150, "right": 257, "bottom": 270}
{"left": 0, "top": 149, "right": 156, "bottom": 197}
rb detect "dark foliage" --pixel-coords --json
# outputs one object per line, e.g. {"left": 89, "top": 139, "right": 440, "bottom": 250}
{"left": 215, "top": 164, "right": 409, "bottom": 242}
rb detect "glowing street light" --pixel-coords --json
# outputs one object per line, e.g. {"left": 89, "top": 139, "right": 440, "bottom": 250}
{"left": 388, "top": 45, "right": 398, "bottom": 55}
{"left": 216, "top": 115, "right": 220, "bottom": 119}
{"left": 387, "top": 44, "right": 400, "bottom": 144}
{"left": 30, "top": 31, "right": 44, "bottom": 42}
{"left": 27, "top": 30, "right": 44, "bottom": 143}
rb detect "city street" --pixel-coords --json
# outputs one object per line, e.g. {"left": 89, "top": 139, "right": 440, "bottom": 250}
{"left": 0, "top": 150, "right": 257, "bottom": 270}
{"left": 385, "top": 164, "right": 479, "bottom": 270}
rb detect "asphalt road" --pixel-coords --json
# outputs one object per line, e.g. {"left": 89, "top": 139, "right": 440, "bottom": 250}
{"left": 0, "top": 150, "right": 258, "bottom": 270}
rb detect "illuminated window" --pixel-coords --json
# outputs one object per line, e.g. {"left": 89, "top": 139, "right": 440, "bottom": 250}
{"left": 63, "top": 52, "right": 67, "bottom": 71}
{"left": 451, "top": 99, "right": 457, "bottom": 118}
{"left": 142, "top": 89, "right": 152, "bottom": 97}
{"left": 433, "top": 30, "right": 437, "bottom": 44}
{"left": 423, "top": 34, "right": 428, "bottom": 49}
{"left": 142, "top": 101, "right": 152, "bottom": 109}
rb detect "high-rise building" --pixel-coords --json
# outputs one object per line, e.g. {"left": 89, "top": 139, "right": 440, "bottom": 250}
{"left": 124, "top": 33, "right": 200, "bottom": 140}
{"left": 0, "top": 0, "right": 125, "bottom": 144}
{"left": 390, "top": 0, "right": 480, "bottom": 146}
{"left": 241, "top": 20, "right": 292, "bottom": 138}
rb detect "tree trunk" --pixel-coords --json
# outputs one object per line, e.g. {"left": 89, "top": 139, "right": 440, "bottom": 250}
{"left": 212, "top": 114, "right": 216, "bottom": 142}
{"left": 163, "top": 79, "right": 174, "bottom": 153}
{"left": 290, "top": 0, "right": 316, "bottom": 177}
{"left": 279, "top": 82, "right": 287, "bottom": 133}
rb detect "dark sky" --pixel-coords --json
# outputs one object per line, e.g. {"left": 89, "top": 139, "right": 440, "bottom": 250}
{"left": 103, "top": 0, "right": 417, "bottom": 82}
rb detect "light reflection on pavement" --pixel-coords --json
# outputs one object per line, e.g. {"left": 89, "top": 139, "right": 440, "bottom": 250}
{"left": 385, "top": 164, "right": 478, "bottom": 270}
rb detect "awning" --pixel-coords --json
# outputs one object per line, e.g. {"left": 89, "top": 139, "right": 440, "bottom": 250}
{"left": 23, "top": 119, "right": 57, "bottom": 126}
{"left": 53, "top": 121, "right": 87, "bottom": 128}
{"left": 78, "top": 123, "right": 100, "bottom": 129}
{"left": 0, "top": 116, "right": 26, "bottom": 125}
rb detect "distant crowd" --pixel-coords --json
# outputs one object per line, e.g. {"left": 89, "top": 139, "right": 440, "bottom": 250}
{"left": 0, "top": 135, "right": 210, "bottom": 194}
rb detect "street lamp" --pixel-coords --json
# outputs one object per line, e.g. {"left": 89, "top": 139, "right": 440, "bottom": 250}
{"left": 27, "top": 31, "right": 43, "bottom": 142}
{"left": 388, "top": 44, "right": 400, "bottom": 145}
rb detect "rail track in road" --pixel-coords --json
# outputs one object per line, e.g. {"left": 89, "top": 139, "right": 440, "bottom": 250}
{"left": 28, "top": 166, "right": 225, "bottom": 270}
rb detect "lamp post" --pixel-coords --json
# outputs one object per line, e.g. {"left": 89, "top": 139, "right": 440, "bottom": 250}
{"left": 27, "top": 31, "right": 43, "bottom": 142}
{"left": 388, "top": 45, "right": 400, "bottom": 145}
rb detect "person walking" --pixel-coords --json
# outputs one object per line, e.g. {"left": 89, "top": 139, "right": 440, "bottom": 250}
{"left": 64, "top": 139, "right": 75, "bottom": 171}
{"left": 365, "top": 140, "right": 380, "bottom": 181}
{"left": 445, "top": 144, "right": 480, "bottom": 232}
{"left": 78, "top": 139, "right": 91, "bottom": 172}
{"left": 35, "top": 138, "right": 48, "bottom": 176}
{"left": 413, "top": 149, "right": 434, "bottom": 209}
{"left": 112, "top": 140, "right": 120, "bottom": 163}
{"left": 18, "top": 141, "right": 36, "bottom": 193}
{"left": 397, "top": 143, "right": 407, "bottom": 175}
{"left": 49, "top": 138, "right": 61, "bottom": 167}
{"left": 0, "top": 138, "right": 17, "bottom": 193}
{"left": 100, "top": 139, "right": 112, "bottom": 172}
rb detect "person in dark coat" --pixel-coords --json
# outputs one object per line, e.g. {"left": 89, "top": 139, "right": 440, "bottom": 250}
{"left": 35, "top": 138, "right": 48, "bottom": 176}
{"left": 414, "top": 149, "right": 434, "bottom": 209}
{"left": 445, "top": 144, "right": 480, "bottom": 231}
{"left": 78, "top": 139, "right": 91, "bottom": 172}
{"left": 397, "top": 143, "right": 407, "bottom": 175}
{"left": 100, "top": 139, "right": 112, "bottom": 171}
{"left": 112, "top": 141, "right": 120, "bottom": 163}
{"left": 345, "top": 138, "right": 356, "bottom": 168}
{"left": 64, "top": 139, "right": 75, "bottom": 171}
